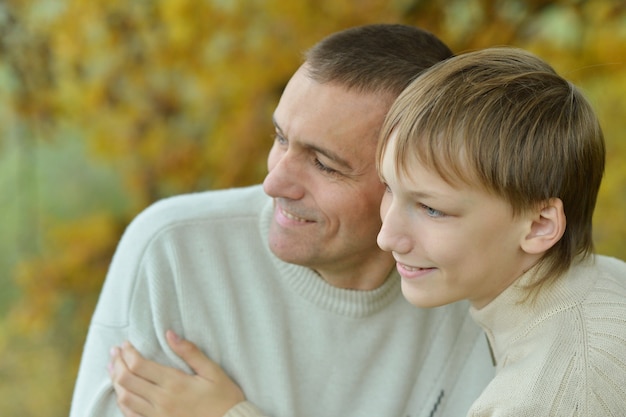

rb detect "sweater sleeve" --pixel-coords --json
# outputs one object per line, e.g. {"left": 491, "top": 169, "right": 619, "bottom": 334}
{"left": 69, "top": 322, "right": 126, "bottom": 417}
{"left": 69, "top": 200, "right": 190, "bottom": 417}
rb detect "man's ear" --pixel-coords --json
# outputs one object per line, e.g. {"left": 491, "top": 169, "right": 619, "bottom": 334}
{"left": 520, "top": 198, "right": 566, "bottom": 255}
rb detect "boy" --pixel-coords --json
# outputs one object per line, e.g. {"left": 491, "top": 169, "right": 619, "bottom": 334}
{"left": 377, "top": 47, "right": 626, "bottom": 415}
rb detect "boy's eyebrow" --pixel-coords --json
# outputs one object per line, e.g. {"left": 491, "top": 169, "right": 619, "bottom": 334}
{"left": 409, "top": 189, "right": 456, "bottom": 201}
{"left": 272, "top": 116, "right": 353, "bottom": 171}
{"left": 409, "top": 191, "right": 433, "bottom": 199}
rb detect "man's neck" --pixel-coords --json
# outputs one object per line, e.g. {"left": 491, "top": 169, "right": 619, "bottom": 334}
{"left": 314, "top": 254, "right": 396, "bottom": 291}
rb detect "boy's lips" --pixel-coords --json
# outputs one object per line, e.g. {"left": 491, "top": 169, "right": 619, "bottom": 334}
{"left": 395, "top": 261, "right": 436, "bottom": 279}
{"left": 398, "top": 263, "right": 430, "bottom": 271}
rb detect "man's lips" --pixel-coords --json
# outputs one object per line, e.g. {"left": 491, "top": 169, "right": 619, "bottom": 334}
{"left": 280, "top": 207, "right": 310, "bottom": 223}
{"left": 274, "top": 203, "right": 315, "bottom": 227}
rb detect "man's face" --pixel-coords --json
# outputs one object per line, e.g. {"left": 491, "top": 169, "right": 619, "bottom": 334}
{"left": 263, "top": 65, "right": 393, "bottom": 289}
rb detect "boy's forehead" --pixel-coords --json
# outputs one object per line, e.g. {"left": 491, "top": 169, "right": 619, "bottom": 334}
{"left": 384, "top": 131, "right": 484, "bottom": 192}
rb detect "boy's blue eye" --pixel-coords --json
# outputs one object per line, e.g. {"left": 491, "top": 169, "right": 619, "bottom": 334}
{"left": 421, "top": 204, "right": 446, "bottom": 218}
{"left": 273, "top": 133, "right": 287, "bottom": 145}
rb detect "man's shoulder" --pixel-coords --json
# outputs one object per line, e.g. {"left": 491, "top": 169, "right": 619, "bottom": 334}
{"left": 122, "top": 185, "right": 269, "bottom": 245}
{"left": 139, "top": 184, "right": 267, "bottom": 225}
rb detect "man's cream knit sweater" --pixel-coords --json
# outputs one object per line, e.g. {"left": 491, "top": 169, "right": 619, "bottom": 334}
{"left": 70, "top": 185, "right": 494, "bottom": 417}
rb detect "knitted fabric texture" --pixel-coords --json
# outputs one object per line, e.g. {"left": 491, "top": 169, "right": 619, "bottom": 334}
{"left": 70, "top": 185, "right": 495, "bottom": 417}
{"left": 469, "top": 255, "right": 626, "bottom": 416}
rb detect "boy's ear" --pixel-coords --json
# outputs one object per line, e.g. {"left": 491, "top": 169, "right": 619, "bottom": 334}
{"left": 520, "top": 198, "right": 566, "bottom": 255}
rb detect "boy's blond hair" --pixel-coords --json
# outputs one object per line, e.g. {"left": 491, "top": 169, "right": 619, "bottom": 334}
{"left": 377, "top": 47, "right": 605, "bottom": 287}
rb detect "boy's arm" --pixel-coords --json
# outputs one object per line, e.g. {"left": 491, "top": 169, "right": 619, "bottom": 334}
{"left": 108, "top": 331, "right": 268, "bottom": 417}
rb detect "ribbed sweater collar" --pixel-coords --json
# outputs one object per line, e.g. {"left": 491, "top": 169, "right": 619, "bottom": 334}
{"left": 259, "top": 197, "right": 401, "bottom": 318}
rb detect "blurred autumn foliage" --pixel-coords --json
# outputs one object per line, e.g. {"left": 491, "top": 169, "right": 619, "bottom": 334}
{"left": 0, "top": 0, "right": 624, "bottom": 415}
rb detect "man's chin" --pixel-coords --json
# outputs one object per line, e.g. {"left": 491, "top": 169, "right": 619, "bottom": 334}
{"left": 268, "top": 233, "right": 311, "bottom": 266}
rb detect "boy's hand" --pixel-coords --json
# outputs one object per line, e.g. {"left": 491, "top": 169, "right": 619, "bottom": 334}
{"left": 108, "top": 330, "right": 245, "bottom": 417}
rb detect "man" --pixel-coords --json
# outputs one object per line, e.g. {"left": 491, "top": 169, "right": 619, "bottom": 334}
{"left": 70, "top": 24, "right": 494, "bottom": 417}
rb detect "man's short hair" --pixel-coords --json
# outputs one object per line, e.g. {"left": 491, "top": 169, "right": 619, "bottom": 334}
{"left": 304, "top": 24, "right": 453, "bottom": 97}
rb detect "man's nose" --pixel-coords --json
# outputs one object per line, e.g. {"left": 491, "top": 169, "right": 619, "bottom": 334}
{"left": 263, "top": 149, "right": 305, "bottom": 200}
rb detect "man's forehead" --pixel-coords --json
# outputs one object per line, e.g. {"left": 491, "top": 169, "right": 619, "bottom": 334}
{"left": 273, "top": 74, "right": 390, "bottom": 167}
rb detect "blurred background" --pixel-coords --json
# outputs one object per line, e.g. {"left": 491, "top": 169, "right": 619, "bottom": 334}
{"left": 0, "top": 0, "right": 624, "bottom": 415}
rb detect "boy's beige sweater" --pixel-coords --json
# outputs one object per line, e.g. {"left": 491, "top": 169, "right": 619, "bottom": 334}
{"left": 469, "top": 255, "right": 626, "bottom": 416}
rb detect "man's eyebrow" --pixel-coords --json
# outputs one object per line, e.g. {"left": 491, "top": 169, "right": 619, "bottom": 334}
{"left": 272, "top": 116, "right": 353, "bottom": 171}
{"left": 272, "top": 116, "right": 285, "bottom": 136}
{"left": 309, "top": 144, "right": 353, "bottom": 170}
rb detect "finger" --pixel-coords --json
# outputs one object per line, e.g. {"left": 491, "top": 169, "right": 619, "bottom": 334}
{"left": 110, "top": 346, "right": 156, "bottom": 396}
{"left": 109, "top": 347, "right": 153, "bottom": 416}
{"left": 120, "top": 341, "right": 175, "bottom": 385}
{"left": 165, "top": 330, "right": 224, "bottom": 379}
{"left": 118, "top": 403, "right": 146, "bottom": 417}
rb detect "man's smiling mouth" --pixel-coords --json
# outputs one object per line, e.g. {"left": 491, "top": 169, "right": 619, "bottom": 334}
{"left": 280, "top": 207, "right": 311, "bottom": 223}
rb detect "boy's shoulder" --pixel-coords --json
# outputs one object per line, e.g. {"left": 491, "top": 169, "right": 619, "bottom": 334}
{"left": 584, "top": 254, "right": 626, "bottom": 304}
{"left": 579, "top": 255, "right": 626, "bottom": 413}
{"left": 594, "top": 254, "right": 626, "bottom": 278}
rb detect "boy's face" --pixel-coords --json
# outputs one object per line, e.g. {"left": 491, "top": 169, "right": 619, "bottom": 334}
{"left": 377, "top": 134, "right": 536, "bottom": 309}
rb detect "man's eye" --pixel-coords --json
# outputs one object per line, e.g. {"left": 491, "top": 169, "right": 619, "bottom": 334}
{"left": 314, "top": 158, "right": 338, "bottom": 175}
